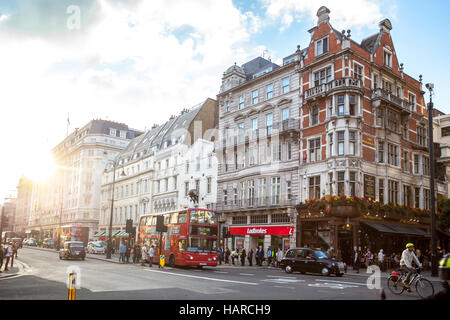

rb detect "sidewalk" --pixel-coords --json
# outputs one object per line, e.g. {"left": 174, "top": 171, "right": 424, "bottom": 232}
{"left": 0, "top": 260, "right": 22, "bottom": 279}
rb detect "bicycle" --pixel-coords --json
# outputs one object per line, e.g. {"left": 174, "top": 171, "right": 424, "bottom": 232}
{"left": 387, "top": 267, "right": 435, "bottom": 299}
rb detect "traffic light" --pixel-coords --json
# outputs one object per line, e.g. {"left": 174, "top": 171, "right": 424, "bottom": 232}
{"left": 156, "top": 215, "right": 167, "bottom": 233}
{"left": 126, "top": 219, "right": 133, "bottom": 234}
{"left": 222, "top": 226, "right": 230, "bottom": 238}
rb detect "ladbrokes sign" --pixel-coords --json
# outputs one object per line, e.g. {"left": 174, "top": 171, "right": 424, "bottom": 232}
{"left": 229, "top": 226, "right": 294, "bottom": 236}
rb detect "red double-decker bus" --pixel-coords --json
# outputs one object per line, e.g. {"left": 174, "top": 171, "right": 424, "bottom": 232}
{"left": 60, "top": 225, "right": 89, "bottom": 246}
{"left": 137, "top": 208, "right": 218, "bottom": 267}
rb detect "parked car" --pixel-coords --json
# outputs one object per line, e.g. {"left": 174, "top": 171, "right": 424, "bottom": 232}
{"left": 43, "top": 238, "right": 56, "bottom": 248}
{"left": 87, "top": 241, "right": 106, "bottom": 254}
{"left": 280, "top": 248, "right": 345, "bottom": 277}
{"left": 59, "top": 241, "right": 86, "bottom": 260}
{"left": 26, "top": 238, "right": 38, "bottom": 246}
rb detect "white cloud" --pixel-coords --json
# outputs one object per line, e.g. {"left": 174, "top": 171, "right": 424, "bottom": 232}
{"left": 260, "top": 0, "right": 390, "bottom": 32}
{"left": 0, "top": 14, "right": 9, "bottom": 23}
{"left": 0, "top": 0, "right": 261, "bottom": 200}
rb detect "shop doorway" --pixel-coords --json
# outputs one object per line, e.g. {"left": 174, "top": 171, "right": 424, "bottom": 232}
{"left": 338, "top": 225, "right": 353, "bottom": 265}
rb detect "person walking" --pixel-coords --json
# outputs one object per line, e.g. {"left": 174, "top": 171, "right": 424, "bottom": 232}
{"left": 352, "top": 246, "right": 360, "bottom": 273}
{"left": 125, "top": 244, "right": 131, "bottom": 263}
{"left": 276, "top": 247, "right": 283, "bottom": 268}
{"left": 225, "top": 247, "right": 230, "bottom": 264}
{"left": 13, "top": 241, "right": 18, "bottom": 258}
{"left": 218, "top": 246, "right": 224, "bottom": 265}
{"left": 149, "top": 245, "right": 154, "bottom": 268}
{"left": 132, "top": 245, "right": 138, "bottom": 263}
{"left": 0, "top": 244, "right": 4, "bottom": 273}
{"left": 378, "top": 249, "right": 385, "bottom": 271}
{"left": 240, "top": 249, "right": 246, "bottom": 266}
{"left": 364, "top": 248, "right": 373, "bottom": 267}
{"left": 247, "top": 248, "right": 254, "bottom": 266}
{"left": 231, "top": 248, "right": 236, "bottom": 265}
{"left": 4, "top": 243, "right": 13, "bottom": 271}
{"left": 256, "top": 246, "right": 264, "bottom": 266}
{"left": 267, "top": 247, "right": 272, "bottom": 266}
{"left": 119, "top": 242, "right": 126, "bottom": 263}
{"left": 141, "top": 244, "right": 148, "bottom": 266}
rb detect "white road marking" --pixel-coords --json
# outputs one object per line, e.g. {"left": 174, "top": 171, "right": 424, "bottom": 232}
{"left": 239, "top": 273, "right": 255, "bottom": 276}
{"left": 143, "top": 269, "right": 259, "bottom": 285}
{"left": 314, "top": 279, "right": 367, "bottom": 286}
{"left": 273, "top": 285, "right": 295, "bottom": 289}
{"left": 266, "top": 275, "right": 297, "bottom": 279}
{"left": 262, "top": 278, "right": 306, "bottom": 284}
{"left": 214, "top": 271, "right": 229, "bottom": 274}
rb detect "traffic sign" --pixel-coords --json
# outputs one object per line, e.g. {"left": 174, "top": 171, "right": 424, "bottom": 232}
{"left": 160, "top": 255, "right": 165, "bottom": 267}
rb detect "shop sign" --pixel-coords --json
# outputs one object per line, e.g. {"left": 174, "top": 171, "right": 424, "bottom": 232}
{"left": 229, "top": 226, "right": 294, "bottom": 236}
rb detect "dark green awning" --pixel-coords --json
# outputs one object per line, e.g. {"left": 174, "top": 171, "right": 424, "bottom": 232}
{"left": 361, "top": 220, "right": 430, "bottom": 237}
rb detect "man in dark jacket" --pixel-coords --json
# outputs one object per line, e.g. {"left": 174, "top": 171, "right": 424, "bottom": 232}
{"left": 225, "top": 247, "right": 230, "bottom": 264}
{"left": 256, "top": 246, "right": 264, "bottom": 266}
{"left": 218, "top": 247, "right": 224, "bottom": 265}
{"left": 240, "top": 249, "right": 247, "bottom": 266}
{"left": 248, "top": 248, "right": 254, "bottom": 266}
{"left": 352, "top": 246, "right": 361, "bottom": 273}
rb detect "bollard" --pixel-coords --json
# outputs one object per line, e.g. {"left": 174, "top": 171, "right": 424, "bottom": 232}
{"left": 68, "top": 272, "right": 76, "bottom": 300}
{"left": 159, "top": 255, "right": 165, "bottom": 268}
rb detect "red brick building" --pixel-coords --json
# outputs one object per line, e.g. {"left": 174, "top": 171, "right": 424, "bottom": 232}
{"left": 295, "top": 6, "right": 448, "bottom": 262}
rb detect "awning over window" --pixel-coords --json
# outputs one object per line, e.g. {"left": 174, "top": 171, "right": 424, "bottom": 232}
{"left": 117, "top": 231, "right": 129, "bottom": 237}
{"left": 94, "top": 231, "right": 105, "bottom": 237}
{"left": 361, "top": 220, "right": 430, "bottom": 237}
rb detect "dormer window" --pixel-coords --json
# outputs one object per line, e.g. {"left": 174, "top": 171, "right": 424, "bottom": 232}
{"left": 120, "top": 130, "right": 126, "bottom": 138}
{"left": 383, "top": 49, "right": 392, "bottom": 68}
{"left": 316, "top": 37, "right": 329, "bottom": 56}
{"left": 110, "top": 128, "right": 117, "bottom": 137}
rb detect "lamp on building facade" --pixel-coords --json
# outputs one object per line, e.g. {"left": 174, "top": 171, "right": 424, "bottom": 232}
{"left": 425, "top": 83, "right": 438, "bottom": 277}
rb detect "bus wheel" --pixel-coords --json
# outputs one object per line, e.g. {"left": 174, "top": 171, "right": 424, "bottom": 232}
{"left": 169, "top": 255, "right": 175, "bottom": 267}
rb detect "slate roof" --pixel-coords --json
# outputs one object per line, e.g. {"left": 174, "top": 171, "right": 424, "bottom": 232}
{"left": 360, "top": 33, "right": 382, "bottom": 54}
{"left": 241, "top": 57, "right": 280, "bottom": 80}
{"left": 114, "top": 100, "right": 207, "bottom": 164}
{"left": 87, "top": 120, "right": 141, "bottom": 139}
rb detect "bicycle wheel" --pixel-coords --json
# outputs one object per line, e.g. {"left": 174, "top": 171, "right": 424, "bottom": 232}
{"left": 415, "top": 278, "right": 434, "bottom": 299}
{"left": 387, "top": 276, "right": 405, "bottom": 295}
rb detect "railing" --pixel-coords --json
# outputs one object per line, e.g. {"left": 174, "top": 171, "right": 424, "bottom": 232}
{"left": 213, "top": 196, "right": 297, "bottom": 211}
{"left": 304, "top": 77, "right": 363, "bottom": 100}
{"left": 371, "top": 88, "right": 412, "bottom": 114}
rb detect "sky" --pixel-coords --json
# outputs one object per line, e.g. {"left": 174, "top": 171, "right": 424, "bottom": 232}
{"left": 0, "top": 0, "right": 449, "bottom": 203}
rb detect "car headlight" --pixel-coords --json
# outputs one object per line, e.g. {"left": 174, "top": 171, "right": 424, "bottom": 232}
{"left": 213, "top": 257, "right": 217, "bottom": 261}
{"left": 190, "top": 256, "right": 194, "bottom": 260}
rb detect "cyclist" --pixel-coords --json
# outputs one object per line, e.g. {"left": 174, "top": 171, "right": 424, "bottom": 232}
{"left": 400, "top": 243, "right": 422, "bottom": 292}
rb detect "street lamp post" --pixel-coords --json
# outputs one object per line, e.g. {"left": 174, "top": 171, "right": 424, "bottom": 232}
{"left": 105, "top": 161, "right": 125, "bottom": 259}
{"left": 425, "top": 83, "right": 438, "bottom": 277}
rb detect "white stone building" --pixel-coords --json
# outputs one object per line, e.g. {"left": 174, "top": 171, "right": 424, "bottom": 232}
{"left": 27, "top": 120, "right": 142, "bottom": 240}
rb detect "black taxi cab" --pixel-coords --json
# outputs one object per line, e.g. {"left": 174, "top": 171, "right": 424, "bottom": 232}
{"left": 59, "top": 241, "right": 86, "bottom": 260}
{"left": 280, "top": 248, "right": 345, "bottom": 277}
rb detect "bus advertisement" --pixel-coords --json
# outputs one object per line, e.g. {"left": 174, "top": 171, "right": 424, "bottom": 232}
{"left": 137, "top": 208, "right": 218, "bottom": 267}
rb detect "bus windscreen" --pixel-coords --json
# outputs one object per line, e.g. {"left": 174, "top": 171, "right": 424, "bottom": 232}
{"left": 190, "top": 210, "right": 217, "bottom": 224}
{"left": 187, "top": 237, "right": 217, "bottom": 253}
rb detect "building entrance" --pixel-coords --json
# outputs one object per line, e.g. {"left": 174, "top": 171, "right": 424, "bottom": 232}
{"left": 338, "top": 225, "right": 353, "bottom": 265}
